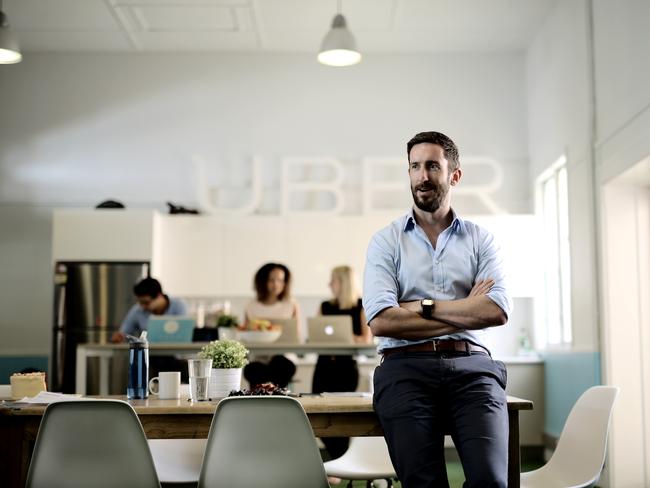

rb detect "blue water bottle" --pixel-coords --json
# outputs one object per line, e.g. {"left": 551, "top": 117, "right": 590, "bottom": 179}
{"left": 127, "top": 332, "right": 149, "bottom": 399}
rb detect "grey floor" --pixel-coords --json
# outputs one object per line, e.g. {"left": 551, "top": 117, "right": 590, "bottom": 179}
{"left": 158, "top": 458, "right": 546, "bottom": 487}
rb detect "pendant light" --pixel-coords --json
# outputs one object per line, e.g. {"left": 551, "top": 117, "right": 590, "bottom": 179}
{"left": 0, "top": 0, "right": 21, "bottom": 64}
{"left": 317, "top": 0, "right": 361, "bottom": 67}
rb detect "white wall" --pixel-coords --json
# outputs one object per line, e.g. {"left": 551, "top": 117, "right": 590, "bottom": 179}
{"left": 601, "top": 182, "right": 650, "bottom": 487}
{"left": 0, "top": 52, "right": 532, "bottom": 356}
{"left": 593, "top": 0, "right": 650, "bottom": 182}
{"left": 0, "top": 52, "right": 530, "bottom": 213}
{"left": 593, "top": 0, "right": 650, "bottom": 171}
{"left": 593, "top": 1, "right": 650, "bottom": 486}
{"left": 0, "top": 207, "right": 52, "bottom": 355}
{"left": 527, "top": 0, "right": 650, "bottom": 485}
{"left": 526, "top": 0, "right": 599, "bottom": 351}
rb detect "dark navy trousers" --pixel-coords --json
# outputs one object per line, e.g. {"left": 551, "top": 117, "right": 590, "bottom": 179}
{"left": 373, "top": 351, "right": 508, "bottom": 488}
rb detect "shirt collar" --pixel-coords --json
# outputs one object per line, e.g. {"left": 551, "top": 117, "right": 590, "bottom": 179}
{"left": 404, "top": 207, "right": 466, "bottom": 235}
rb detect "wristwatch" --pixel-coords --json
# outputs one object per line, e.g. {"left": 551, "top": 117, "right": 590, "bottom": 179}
{"left": 421, "top": 298, "right": 435, "bottom": 319}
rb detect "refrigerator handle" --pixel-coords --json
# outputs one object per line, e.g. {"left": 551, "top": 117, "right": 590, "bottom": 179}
{"left": 55, "top": 284, "right": 66, "bottom": 328}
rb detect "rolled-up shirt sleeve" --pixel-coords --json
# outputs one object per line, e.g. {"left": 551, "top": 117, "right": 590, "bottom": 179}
{"left": 363, "top": 230, "right": 400, "bottom": 323}
{"left": 476, "top": 229, "right": 513, "bottom": 318}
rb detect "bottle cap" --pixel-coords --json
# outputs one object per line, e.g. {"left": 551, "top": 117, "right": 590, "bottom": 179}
{"left": 126, "top": 332, "right": 149, "bottom": 348}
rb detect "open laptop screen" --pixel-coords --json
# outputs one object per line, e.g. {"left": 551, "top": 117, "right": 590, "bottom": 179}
{"left": 307, "top": 316, "right": 354, "bottom": 344}
{"left": 147, "top": 316, "right": 196, "bottom": 343}
{"left": 254, "top": 317, "right": 300, "bottom": 344}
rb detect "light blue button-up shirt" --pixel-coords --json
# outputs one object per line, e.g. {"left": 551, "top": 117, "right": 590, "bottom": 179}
{"left": 363, "top": 208, "right": 512, "bottom": 352}
{"left": 119, "top": 297, "right": 187, "bottom": 337}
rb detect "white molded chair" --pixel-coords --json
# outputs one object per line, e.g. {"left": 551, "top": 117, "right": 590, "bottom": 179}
{"left": 26, "top": 400, "right": 160, "bottom": 488}
{"left": 324, "top": 436, "right": 397, "bottom": 488}
{"left": 520, "top": 385, "right": 619, "bottom": 488}
{"left": 198, "top": 395, "right": 329, "bottom": 488}
{"left": 148, "top": 439, "right": 207, "bottom": 484}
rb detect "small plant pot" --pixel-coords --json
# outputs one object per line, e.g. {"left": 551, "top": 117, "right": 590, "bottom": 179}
{"left": 210, "top": 367, "right": 242, "bottom": 398}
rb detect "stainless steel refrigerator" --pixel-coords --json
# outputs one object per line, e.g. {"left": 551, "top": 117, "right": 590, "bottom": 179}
{"left": 52, "top": 261, "right": 149, "bottom": 393}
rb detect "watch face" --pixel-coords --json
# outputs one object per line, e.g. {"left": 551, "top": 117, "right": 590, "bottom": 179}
{"left": 422, "top": 299, "right": 434, "bottom": 306}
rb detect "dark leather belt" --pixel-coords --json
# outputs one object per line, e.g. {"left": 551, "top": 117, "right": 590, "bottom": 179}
{"left": 382, "top": 340, "right": 489, "bottom": 357}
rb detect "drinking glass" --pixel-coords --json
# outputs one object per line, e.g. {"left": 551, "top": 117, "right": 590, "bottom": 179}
{"left": 187, "top": 358, "right": 212, "bottom": 401}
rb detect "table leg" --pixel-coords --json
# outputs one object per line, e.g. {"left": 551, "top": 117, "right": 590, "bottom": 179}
{"left": 0, "top": 415, "right": 41, "bottom": 487}
{"left": 508, "top": 409, "right": 520, "bottom": 488}
{"left": 99, "top": 356, "right": 111, "bottom": 395}
{"left": 76, "top": 345, "right": 87, "bottom": 395}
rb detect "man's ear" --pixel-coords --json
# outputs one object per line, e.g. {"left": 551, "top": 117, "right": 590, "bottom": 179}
{"left": 450, "top": 168, "right": 462, "bottom": 186}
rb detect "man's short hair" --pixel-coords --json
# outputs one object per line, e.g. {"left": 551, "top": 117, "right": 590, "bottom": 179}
{"left": 407, "top": 131, "right": 460, "bottom": 171}
{"left": 133, "top": 277, "right": 163, "bottom": 298}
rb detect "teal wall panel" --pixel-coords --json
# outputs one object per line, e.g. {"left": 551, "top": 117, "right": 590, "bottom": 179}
{"left": 542, "top": 351, "right": 601, "bottom": 438}
{"left": 0, "top": 356, "right": 48, "bottom": 383}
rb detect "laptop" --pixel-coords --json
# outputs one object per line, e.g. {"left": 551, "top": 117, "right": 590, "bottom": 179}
{"left": 147, "top": 315, "right": 196, "bottom": 343}
{"left": 307, "top": 316, "right": 354, "bottom": 344}
{"left": 256, "top": 317, "right": 300, "bottom": 344}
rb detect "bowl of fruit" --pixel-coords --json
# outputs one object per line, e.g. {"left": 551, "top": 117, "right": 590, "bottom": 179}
{"left": 236, "top": 319, "right": 283, "bottom": 343}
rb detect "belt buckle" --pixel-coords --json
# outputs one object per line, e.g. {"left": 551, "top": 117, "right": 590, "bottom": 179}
{"left": 431, "top": 340, "right": 438, "bottom": 352}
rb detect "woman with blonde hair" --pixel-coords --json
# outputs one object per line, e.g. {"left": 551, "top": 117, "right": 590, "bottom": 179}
{"left": 312, "top": 265, "right": 371, "bottom": 459}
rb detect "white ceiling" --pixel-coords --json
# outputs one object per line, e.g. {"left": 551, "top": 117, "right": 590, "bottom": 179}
{"left": 4, "top": 0, "right": 557, "bottom": 54}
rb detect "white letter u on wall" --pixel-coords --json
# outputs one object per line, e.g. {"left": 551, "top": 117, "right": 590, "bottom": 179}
{"left": 193, "top": 154, "right": 263, "bottom": 215}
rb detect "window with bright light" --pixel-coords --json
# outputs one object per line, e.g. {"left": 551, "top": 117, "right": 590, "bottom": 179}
{"left": 536, "top": 155, "right": 572, "bottom": 347}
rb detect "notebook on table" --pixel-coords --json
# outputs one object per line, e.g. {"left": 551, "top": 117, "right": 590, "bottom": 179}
{"left": 147, "top": 316, "right": 196, "bottom": 343}
{"left": 307, "top": 316, "right": 354, "bottom": 344}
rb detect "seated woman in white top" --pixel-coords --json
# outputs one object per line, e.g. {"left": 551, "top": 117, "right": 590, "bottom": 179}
{"left": 243, "top": 263, "right": 301, "bottom": 388}
{"left": 244, "top": 263, "right": 301, "bottom": 330}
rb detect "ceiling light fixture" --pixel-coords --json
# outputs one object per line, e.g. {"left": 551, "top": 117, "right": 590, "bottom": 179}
{"left": 0, "top": 0, "right": 21, "bottom": 64}
{"left": 317, "top": 0, "right": 361, "bottom": 67}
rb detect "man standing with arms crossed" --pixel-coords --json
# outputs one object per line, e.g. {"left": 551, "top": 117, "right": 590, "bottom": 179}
{"left": 363, "top": 131, "right": 512, "bottom": 487}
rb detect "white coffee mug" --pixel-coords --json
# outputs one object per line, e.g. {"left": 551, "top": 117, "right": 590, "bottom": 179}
{"left": 149, "top": 371, "right": 181, "bottom": 399}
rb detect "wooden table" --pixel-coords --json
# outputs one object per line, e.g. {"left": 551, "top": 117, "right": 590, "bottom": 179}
{"left": 0, "top": 394, "right": 531, "bottom": 487}
{"left": 76, "top": 342, "right": 379, "bottom": 395}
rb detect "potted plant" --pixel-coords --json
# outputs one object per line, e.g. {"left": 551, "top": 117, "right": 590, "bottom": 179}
{"left": 198, "top": 339, "right": 249, "bottom": 398}
{"left": 216, "top": 314, "right": 239, "bottom": 340}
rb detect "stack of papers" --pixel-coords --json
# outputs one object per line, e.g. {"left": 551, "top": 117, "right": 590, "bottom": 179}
{"left": 16, "top": 391, "right": 85, "bottom": 404}
{"left": 321, "top": 392, "right": 372, "bottom": 397}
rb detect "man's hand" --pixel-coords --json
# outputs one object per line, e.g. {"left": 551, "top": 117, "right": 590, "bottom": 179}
{"left": 468, "top": 279, "right": 494, "bottom": 297}
{"left": 110, "top": 331, "right": 126, "bottom": 343}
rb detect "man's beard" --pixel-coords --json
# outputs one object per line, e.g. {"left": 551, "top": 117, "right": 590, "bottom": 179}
{"left": 411, "top": 179, "right": 450, "bottom": 213}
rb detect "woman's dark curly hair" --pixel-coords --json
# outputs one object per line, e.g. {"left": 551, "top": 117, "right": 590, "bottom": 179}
{"left": 254, "top": 262, "right": 292, "bottom": 302}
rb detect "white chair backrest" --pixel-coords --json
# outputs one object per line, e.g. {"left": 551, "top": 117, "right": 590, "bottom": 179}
{"left": 340, "top": 436, "right": 393, "bottom": 467}
{"left": 26, "top": 400, "right": 160, "bottom": 488}
{"left": 324, "top": 436, "right": 396, "bottom": 480}
{"left": 545, "top": 386, "right": 619, "bottom": 486}
{"left": 198, "top": 396, "right": 329, "bottom": 488}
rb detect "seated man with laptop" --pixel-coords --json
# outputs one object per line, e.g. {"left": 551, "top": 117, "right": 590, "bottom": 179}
{"left": 111, "top": 277, "right": 187, "bottom": 343}
{"left": 111, "top": 277, "right": 190, "bottom": 380}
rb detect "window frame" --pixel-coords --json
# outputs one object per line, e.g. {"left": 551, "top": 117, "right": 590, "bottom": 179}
{"left": 535, "top": 155, "right": 573, "bottom": 349}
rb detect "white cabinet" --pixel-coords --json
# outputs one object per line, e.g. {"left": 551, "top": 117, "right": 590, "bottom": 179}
{"left": 504, "top": 359, "right": 544, "bottom": 445}
{"left": 154, "top": 215, "right": 225, "bottom": 296}
{"left": 52, "top": 209, "right": 159, "bottom": 262}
